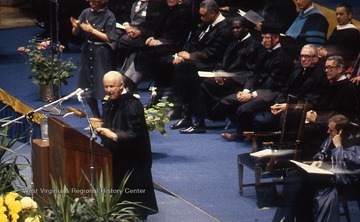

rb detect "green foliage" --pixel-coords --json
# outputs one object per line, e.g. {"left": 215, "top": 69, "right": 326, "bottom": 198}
{"left": 0, "top": 116, "right": 30, "bottom": 195}
{"left": 18, "top": 38, "right": 76, "bottom": 86}
{"left": 43, "top": 170, "right": 149, "bottom": 221}
{"left": 144, "top": 96, "right": 173, "bottom": 135}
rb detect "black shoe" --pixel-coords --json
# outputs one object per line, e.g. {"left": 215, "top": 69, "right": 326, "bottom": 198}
{"left": 169, "top": 117, "right": 192, "bottom": 129}
{"left": 221, "top": 132, "right": 244, "bottom": 141}
{"left": 179, "top": 122, "right": 206, "bottom": 134}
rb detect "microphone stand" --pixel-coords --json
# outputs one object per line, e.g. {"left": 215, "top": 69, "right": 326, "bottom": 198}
{"left": 78, "top": 95, "right": 97, "bottom": 188}
{"left": 44, "top": 0, "right": 67, "bottom": 116}
{"left": 1, "top": 94, "right": 73, "bottom": 129}
{"left": 24, "top": 110, "right": 36, "bottom": 199}
{"left": 0, "top": 92, "right": 84, "bottom": 196}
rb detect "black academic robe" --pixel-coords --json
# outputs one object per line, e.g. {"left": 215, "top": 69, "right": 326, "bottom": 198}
{"left": 194, "top": 36, "right": 266, "bottom": 119}
{"left": 251, "top": 45, "right": 294, "bottom": 100}
{"left": 302, "top": 78, "right": 360, "bottom": 159}
{"left": 326, "top": 26, "right": 360, "bottom": 68}
{"left": 101, "top": 93, "right": 158, "bottom": 215}
{"left": 212, "top": 45, "right": 293, "bottom": 132}
{"left": 316, "top": 78, "right": 360, "bottom": 122}
{"left": 275, "top": 62, "right": 329, "bottom": 108}
{"left": 273, "top": 137, "right": 359, "bottom": 221}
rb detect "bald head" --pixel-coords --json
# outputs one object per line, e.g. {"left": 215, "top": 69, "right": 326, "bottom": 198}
{"left": 104, "top": 71, "right": 123, "bottom": 86}
{"left": 103, "top": 71, "right": 124, "bottom": 100}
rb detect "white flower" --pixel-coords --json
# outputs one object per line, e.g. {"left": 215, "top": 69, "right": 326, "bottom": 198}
{"left": 149, "top": 86, "right": 157, "bottom": 97}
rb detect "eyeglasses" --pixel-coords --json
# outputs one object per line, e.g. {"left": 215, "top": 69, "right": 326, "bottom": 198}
{"left": 324, "top": 66, "right": 339, "bottom": 71}
{"left": 300, "top": 54, "right": 316, "bottom": 59}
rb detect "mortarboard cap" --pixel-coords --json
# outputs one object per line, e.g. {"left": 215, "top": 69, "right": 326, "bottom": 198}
{"left": 243, "top": 10, "right": 264, "bottom": 25}
{"left": 261, "top": 21, "right": 283, "bottom": 34}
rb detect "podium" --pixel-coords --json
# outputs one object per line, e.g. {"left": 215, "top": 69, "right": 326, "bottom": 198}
{"left": 32, "top": 117, "right": 112, "bottom": 197}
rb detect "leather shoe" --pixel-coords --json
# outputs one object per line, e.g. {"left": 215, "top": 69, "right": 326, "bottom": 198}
{"left": 169, "top": 117, "right": 192, "bottom": 129}
{"left": 179, "top": 123, "right": 206, "bottom": 134}
{"left": 221, "top": 132, "right": 244, "bottom": 141}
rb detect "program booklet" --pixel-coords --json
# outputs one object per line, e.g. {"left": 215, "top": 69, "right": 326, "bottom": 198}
{"left": 290, "top": 160, "right": 334, "bottom": 175}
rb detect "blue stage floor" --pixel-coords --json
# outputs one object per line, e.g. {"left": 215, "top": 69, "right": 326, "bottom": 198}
{"left": 1, "top": 26, "right": 359, "bottom": 222}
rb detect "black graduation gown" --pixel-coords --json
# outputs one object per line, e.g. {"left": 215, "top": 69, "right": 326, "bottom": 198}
{"left": 101, "top": 93, "right": 158, "bottom": 215}
{"left": 194, "top": 36, "right": 266, "bottom": 119}
{"left": 275, "top": 62, "right": 329, "bottom": 108}
{"left": 326, "top": 26, "right": 360, "bottom": 68}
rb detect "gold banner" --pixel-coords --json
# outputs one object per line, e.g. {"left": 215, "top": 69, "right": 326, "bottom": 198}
{"left": 0, "top": 88, "right": 46, "bottom": 124}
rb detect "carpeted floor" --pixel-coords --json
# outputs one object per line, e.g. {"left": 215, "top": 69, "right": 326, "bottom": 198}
{"left": 0, "top": 24, "right": 275, "bottom": 222}
{"left": 1, "top": 7, "right": 359, "bottom": 222}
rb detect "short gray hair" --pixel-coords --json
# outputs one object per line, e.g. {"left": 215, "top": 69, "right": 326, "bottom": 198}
{"left": 301, "top": 44, "right": 318, "bottom": 57}
{"left": 200, "top": 0, "right": 219, "bottom": 14}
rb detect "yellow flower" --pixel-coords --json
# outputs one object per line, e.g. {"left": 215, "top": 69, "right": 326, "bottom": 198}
{"left": 21, "top": 197, "right": 38, "bottom": 210}
{"left": 5, "top": 192, "right": 21, "bottom": 222}
{"left": 0, "top": 196, "right": 7, "bottom": 221}
{"left": 24, "top": 215, "right": 41, "bottom": 222}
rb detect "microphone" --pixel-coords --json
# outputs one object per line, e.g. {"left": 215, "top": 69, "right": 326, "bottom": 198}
{"left": 63, "top": 88, "right": 84, "bottom": 100}
{"left": 77, "top": 88, "right": 90, "bottom": 101}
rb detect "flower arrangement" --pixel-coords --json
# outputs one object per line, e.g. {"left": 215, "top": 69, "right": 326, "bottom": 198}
{"left": 17, "top": 38, "right": 76, "bottom": 86}
{"left": 144, "top": 87, "right": 173, "bottom": 135}
{"left": 0, "top": 192, "right": 41, "bottom": 222}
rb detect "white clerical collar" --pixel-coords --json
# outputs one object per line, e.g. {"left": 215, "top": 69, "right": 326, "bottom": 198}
{"left": 211, "top": 13, "right": 225, "bottom": 27}
{"left": 269, "top": 43, "right": 281, "bottom": 52}
{"left": 303, "top": 4, "right": 315, "bottom": 14}
{"left": 337, "top": 75, "right": 347, "bottom": 81}
{"left": 240, "top": 33, "right": 251, "bottom": 42}
{"left": 336, "top": 22, "right": 357, "bottom": 30}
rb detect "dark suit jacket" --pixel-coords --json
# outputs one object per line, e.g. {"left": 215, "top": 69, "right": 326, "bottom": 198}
{"left": 183, "top": 18, "right": 232, "bottom": 70}
{"left": 130, "top": 0, "right": 149, "bottom": 26}
{"left": 152, "top": 3, "right": 192, "bottom": 51}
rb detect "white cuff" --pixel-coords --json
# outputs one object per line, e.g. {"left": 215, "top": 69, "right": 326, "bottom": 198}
{"left": 252, "top": 91, "right": 258, "bottom": 98}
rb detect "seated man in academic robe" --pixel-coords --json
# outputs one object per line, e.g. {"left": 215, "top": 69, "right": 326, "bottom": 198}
{"left": 317, "top": 2, "right": 360, "bottom": 70}
{"left": 213, "top": 22, "right": 294, "bottom": 141}
{"left": 301, "top": 55, "right": 360, "bottom": 159}
{"left": 272, "top": 114, "right": 360, "bottom": 222}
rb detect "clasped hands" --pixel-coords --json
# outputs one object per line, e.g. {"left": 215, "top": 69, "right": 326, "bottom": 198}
{"left": 70, "top": 17, "right": 95, "bottom": 34}
{"left": 145, "top": 37, "right": 161, "bottom": 46}
{"left": 173, "top": 51, "right": 189, "bottom": 64}
{"left": 236, "top": 91, "right": 252, "bottom": 103}
{"left": 122, "top": 23, "right": 141, "bottom": 39}
{"left": 89, "top": 118, "right": 118, "bottom": 141}
{"left": 270, "top": 103, "right": 286, "bottom": 115}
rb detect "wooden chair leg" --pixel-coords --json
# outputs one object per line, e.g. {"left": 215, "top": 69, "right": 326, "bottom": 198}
{"left": 237, "top": 156, "right": 244, "bottom": 195}
{"left": 254, "top": 165, "right": 261, "bottom": 186}
{"left": 251, "top": 136, "right": 257, "bottom": 152}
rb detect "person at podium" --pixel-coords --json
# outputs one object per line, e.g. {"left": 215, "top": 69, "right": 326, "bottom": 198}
{"left": 91, "top": 71, "right": 158, "bottom": 220}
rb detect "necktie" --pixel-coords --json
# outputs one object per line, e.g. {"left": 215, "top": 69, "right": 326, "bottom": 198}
{"left": 198, "top": 25, "right": 211, "bottom": 40}
{"left": 135, "top": 0, "right": 145, "bottom": 13}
